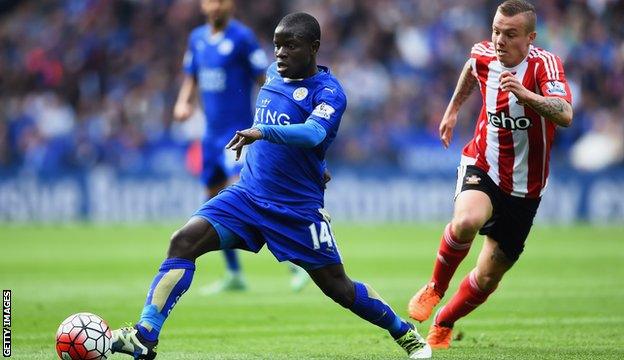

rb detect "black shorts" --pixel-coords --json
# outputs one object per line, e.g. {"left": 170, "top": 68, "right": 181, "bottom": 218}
{"left": 456, "top": 165, "right": 541, "bottom": 262}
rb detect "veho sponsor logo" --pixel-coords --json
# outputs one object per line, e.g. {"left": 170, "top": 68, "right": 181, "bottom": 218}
{"left": 487, "top": 111, "right": 531, "bottom": 130}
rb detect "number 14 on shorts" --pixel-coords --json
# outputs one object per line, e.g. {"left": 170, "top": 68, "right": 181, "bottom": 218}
{"left": 308, "top": 221, "right": 334, "bottom": 249}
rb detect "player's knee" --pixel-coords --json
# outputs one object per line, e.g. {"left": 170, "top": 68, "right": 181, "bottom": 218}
{"left": 167, "top": 228, "right": 195, "bottom": 259}
{"left": 451, "top": 214, "right": 483, "bottom": 240}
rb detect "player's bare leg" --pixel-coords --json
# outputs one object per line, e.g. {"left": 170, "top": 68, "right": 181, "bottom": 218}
{"left": 309, "top": 264, "right": 431, "bottom": 358}
{"left": 409, "top": 190, "right": 492, "bottom": 322}
{"left": 428, "top": 236, "right": 514, "bottom": 349}
{"left": 111, "top": 217, "right": 221, "bottom": 359}
{"left": 475, "top": 236, "right": 514, "bottom": 292}
{"left": 167, "top": 216, "right": 222, "bottom": 259}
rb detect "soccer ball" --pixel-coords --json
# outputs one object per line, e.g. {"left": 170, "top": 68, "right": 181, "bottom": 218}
{"left": 55, "top": 313, "right": 112, "bottom": 360}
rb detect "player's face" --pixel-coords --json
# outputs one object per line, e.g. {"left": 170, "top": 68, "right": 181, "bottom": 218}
{"left": 201, "top": 0, "right": 233, "bottom": 28}
{"left": 273, "top": 26, "right": 319, "bottom": 79}
{"left": 491, "top": 11, "right": 536, "bottom": 67}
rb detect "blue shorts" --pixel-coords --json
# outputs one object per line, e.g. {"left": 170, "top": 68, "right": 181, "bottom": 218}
{"left": 201, "top": 139, "right": 243, "bottom": 187}
{"left": 193, "top": 185, "right": 342, "bottom": 270}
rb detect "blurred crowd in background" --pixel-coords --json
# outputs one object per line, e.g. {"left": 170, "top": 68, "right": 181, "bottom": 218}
{"left": 1, "top": 0, "right": 623, "bottom": 177}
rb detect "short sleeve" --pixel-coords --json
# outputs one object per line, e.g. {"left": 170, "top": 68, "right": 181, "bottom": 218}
{"left": 308, "top": 86, "right": 347, "bottom": 133}
{"left": 470, "top": 41, "right": 491, "bottom": 59}
{"left": 535, "top": 54, "right": 572, "bottom": 104}
{"left": 469, "top": 41, "right": 491, "bottom": 80}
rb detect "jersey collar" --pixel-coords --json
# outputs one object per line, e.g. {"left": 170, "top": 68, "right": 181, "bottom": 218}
{"left": 281, "top": 66, "right": 329, "bottom": 83}
{"left": 205, "top": 21, "right": 232, "bottom": 45}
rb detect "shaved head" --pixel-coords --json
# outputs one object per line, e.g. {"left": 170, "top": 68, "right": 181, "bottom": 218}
{"left": 276, "top": 12, "right": 321, "bottom": 44}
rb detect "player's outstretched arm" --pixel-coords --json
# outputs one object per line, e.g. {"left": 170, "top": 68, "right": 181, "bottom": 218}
{"left": 440, "top": 59, "right": 478, "bottom": 148}
{"left": 499, "top": 71, "right": 572, "bottom": 127}
{"left": 226, "top": 121, "right": 327, "bottom": 160}
{"left": 255, "top": 120, "right": 326, "bottom": 148}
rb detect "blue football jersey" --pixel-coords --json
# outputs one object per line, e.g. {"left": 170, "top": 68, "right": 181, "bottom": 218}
{"left": 183, "top": 20, "right": 267, "bottom": 140}
{"left": 236, "top": 63, "right": 347, "bottom": 208}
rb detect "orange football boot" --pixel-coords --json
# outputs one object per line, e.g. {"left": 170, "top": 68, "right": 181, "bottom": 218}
{"left": 408, "top": 282, "right": 442, "bottom": 322}
{"left": 426, "top": 323, "right": 452, "bottom": 349}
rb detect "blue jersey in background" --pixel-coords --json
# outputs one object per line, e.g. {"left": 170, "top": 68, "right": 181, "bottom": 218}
{"left": 183, "top": 20, "right": 267, "bottom": 144}
{"left": 236, "top": 63, "right": 347, "bottom": 208}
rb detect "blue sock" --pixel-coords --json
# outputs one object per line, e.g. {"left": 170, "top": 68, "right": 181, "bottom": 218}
{"left": 136, "top": 258, "right": 195, "bottom": 341}
{"left": 349, "top": 282, "right": 411, "bottom": 339}
{"left": 223, "top": 249, "right": 241, "bottom": 272}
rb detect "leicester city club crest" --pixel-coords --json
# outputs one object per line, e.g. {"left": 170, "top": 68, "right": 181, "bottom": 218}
{"left": 293, "top": 87, "right": 308, "bottom": 101}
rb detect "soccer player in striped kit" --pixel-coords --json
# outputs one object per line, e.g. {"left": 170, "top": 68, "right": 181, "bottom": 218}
{"left": 407, "top": 0, "right": 573, "bottom": 349}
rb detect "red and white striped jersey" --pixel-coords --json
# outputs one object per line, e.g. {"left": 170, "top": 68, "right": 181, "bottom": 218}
{"left": 462, "top": 41, "right": 572, "bottom": 198}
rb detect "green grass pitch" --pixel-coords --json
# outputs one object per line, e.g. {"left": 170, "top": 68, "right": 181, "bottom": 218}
{"left": 2, "top": 223, "right": 623, "bottom": 359}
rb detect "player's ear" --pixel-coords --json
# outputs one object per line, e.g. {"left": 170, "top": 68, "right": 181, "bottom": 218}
{"left": 528, "top": 31, "right": 536, "bottom": 44}
{"left": 310, "top": 40, "right": 320, "bottom": 55}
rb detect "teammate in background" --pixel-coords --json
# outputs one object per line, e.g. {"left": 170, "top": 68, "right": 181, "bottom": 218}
{"left": 173, "top": 0, "right": 309, "bottom": 294}
{"left": 111, "top": 13, "right": 431, "bottom": 360}
{"left": 407, "top": 0, "right": 573, "bottom": 349}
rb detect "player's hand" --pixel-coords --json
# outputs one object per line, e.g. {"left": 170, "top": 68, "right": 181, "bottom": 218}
{"left": 173, "top": 102, "right": 194, "bottom": 121}
{"left": 499, "top": 71, "right": 531, "bottom": 102}
{"left": 226, "top": 127, "right": 263, "bottom": 161}
{"left": 439, "top": 113, "right": 458, "bottom": 149}
{"left": 322, "top": 168, "right": 331, "bottom": 189}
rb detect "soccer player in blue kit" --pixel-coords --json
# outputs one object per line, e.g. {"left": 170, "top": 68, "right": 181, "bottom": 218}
{"left": 173, "top": 0, "right": 308, "bottom": 293}
{"left": 111, "top": 13, "right": 431, "bottom": 359}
